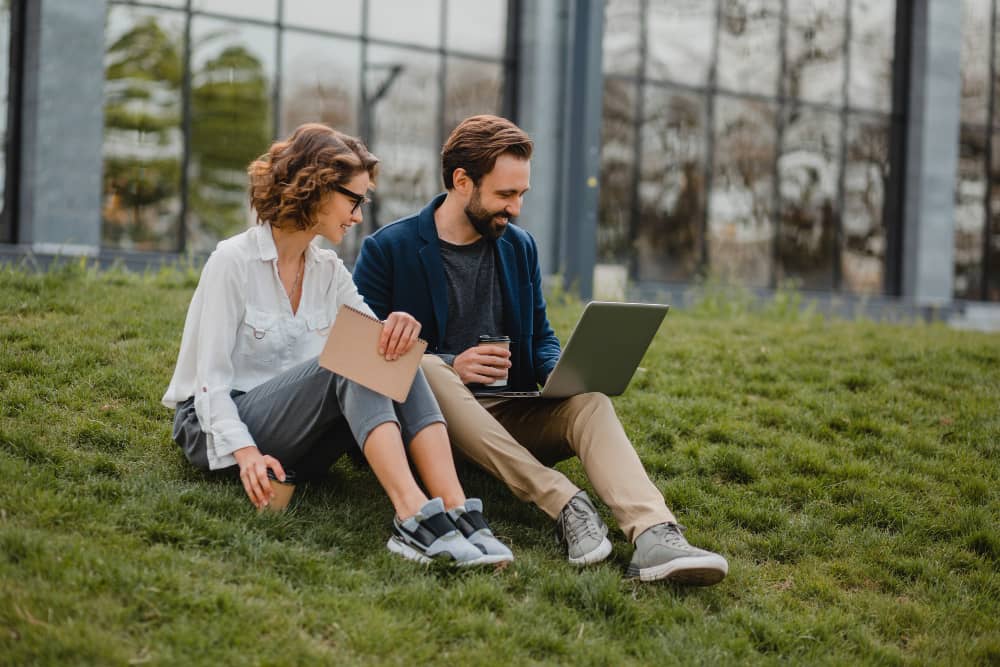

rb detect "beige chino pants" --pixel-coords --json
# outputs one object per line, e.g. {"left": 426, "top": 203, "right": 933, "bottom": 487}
{"left": 421, "top": 355, "right": 676, "bottom": 543}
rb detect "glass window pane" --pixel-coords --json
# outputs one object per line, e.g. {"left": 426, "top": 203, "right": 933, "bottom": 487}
{"left": 284, "top": 0, "right": 362, "bottom": 35}
{"left": 603, "top": 0, "right": 641, "bottom": 77}
{"left": 636, "top": 87, "right": 707, "bottom": 282}
{"left": 708, "top": 96, "right": 777, "bottom": 288}
{"left": 280, "top": 32, "right": 360, "bottom": 136}
{"left": 784, "top": 0, "right": 846, "bottom": 106}
{"left": 960, "top": 0, "right": 990, "bottom": 126}
{"left": 776, "top": 107, "right": 841, "bottom": 289}
{"left": 598, "top": 79, "right": 637, "bottom": 264}
{"left": 368, "top": 0, "right": 441, "bottom": 49}
{"left": 848, "top": 0, "right": 895, "bottom": 112}
{"left": 192, "top": 0, "right": 277, "bottom": 22}
{"left": 842, "top": 114, "right": 890, "bottom": 294}
{"left": 446, "top": 0, "right": 506, "bottom": 57}
{"left": 954, "top": 124, "right": 988, "bottom": 299}
{"left": 444, "top": 57, "right": 504, "bottom": 137}
{"left": 646, "top": 0, "right": 714, "bottom": 86}
{"left": 988, "top": 134, "right": 1000, "bottom": 301}
{"left": 716, "top": 0, "right": 781, "bottom": 96}
{"left": 189, "top": 18, "right": 277, "bottom": 252}
{"left": 364, "top": 45, "right": 440, "bottom": 234}
{"left": 102, "top": 7, "right": 185, "bottom": 252}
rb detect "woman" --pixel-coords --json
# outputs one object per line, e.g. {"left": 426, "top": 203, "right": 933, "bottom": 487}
{"left": 162, "top": 123, "right": 512, "bottom": 567}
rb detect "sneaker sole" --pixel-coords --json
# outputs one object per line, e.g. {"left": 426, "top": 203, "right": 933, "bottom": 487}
{"left": 628, "top": 554, "right": 728, "bottom": 585}
{"left": 567, "top": 536, "right": 613, "bottom": 566}
{"left": 386, "top": 537, "right": 503, "bottom": 568}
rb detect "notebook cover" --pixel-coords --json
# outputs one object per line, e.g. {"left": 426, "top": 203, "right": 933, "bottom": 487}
{"left": 318, "top": 305, "right": 428, "bottom": 403}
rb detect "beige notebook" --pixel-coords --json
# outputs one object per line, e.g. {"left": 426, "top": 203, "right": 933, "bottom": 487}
{"left": 319, "top": 305, "right": 427, "bottom": 402}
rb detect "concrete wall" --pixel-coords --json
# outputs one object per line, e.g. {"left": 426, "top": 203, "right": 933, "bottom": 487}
{"left": 18, "top": 0, "right": 106, "bottom": 254}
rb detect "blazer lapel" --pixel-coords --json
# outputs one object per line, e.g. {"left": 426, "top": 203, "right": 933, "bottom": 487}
{"left": 495, "top": 235, "right": 522, "bottom": 338}
{"left": 417, "top": 210, "right": 449, "bottom": 340}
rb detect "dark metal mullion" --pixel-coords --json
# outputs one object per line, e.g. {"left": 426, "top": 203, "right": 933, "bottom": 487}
{"left": 770, "top": 0, "right": 789, "bottom": 289}
{"left": 437, "top": 0, "right": 448, "bottom": 153}
{"left": 177, "top": 0, "right": 193, "bottom": 253}
{"left": 625, "top": 0, "right": 647, "bottom": 282}
{"left": 700, "top": 0, "right": 724, "bottom": 272}
{"left": 501, "top": 0, "right": 520, "bottom": 121}
{"left": 883, "top": 0, "right": 913, "bottom": 296}
{"left": 982, "top": 0, "right": 998, "bottom": 301}
{"left": 272, "top": 0, "right": 283, "bottom": 139}
{"left": 1, "top": 0, "right": 26, "bottom": 243}
{"left": 833, "top": 0, "right": 853, "bottom": 291}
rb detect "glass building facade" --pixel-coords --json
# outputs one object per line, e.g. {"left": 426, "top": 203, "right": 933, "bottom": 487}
{"left": 101, "top": 0, "right": 513, "bottom": 263}
{"left": 956, "top": 0, "right": 1000, "bottom": 302}
{"left": 1, "top": 0, "right": 999, "bottom": 304}
{"left": 600, "top": 0, "right": 902, "bottom": 295}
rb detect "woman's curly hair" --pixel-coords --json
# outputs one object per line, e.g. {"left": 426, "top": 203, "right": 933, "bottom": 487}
{"left": 248, "top": 123, "right": 379, "bottom": 231}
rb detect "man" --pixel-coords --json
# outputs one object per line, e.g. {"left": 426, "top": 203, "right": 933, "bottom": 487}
{"left": 353, "top": 115, "right": 727, "bottom": 585}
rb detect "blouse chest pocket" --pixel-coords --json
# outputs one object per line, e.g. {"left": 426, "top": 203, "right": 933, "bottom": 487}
{"left": 305, "top": 310, "right": 333, "bottom": 338}
{"left": 236, "top": 305, "right": 282, "bottom": 364}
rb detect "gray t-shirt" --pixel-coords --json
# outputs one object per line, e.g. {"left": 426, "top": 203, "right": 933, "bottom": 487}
{"left": 438, "top": 237, "right": 504, "bottom": 361}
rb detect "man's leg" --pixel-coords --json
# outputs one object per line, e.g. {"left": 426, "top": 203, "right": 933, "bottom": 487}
{"left": 420, "top": 355, "right": 579, "bottom": 519}
{"left": 487, "top": 392, "right": 675, "bottom": 543}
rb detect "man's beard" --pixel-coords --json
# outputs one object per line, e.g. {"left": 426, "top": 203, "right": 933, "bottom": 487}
{"left": 464, "top": 188, "right": 510, "bottom": 241}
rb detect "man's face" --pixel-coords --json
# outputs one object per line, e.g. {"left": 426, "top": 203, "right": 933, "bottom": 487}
{"left": 462, "top": 154, "right": 530, "bottom": 241}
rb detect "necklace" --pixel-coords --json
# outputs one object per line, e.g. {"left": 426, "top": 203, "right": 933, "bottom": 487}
{"left": 278, "top": 255, "right": 304, "bottom": 301}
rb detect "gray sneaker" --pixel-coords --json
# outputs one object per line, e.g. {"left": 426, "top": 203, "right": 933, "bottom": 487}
{"left": 387, "top": 498, "right": 486, "bottom": 567}
{"left": 448, "top": 498, "right": 514, "bottom": 566}
{"left": 626, "top": 522, "right": 728, "bottom": 585}
{"left": 555, "top": 491, "right": 613, "bottom": 566}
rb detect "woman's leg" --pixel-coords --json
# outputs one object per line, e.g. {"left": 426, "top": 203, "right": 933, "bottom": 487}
{"left": 362, "top": 422, "right": 428, "bottom": 520}
{"left": 407, "top": 421, "right": 466, "bottom": 511}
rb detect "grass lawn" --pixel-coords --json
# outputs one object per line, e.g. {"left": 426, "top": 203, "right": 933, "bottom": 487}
{"left": 1, "top": 262, "right": 998, "bottom": 666}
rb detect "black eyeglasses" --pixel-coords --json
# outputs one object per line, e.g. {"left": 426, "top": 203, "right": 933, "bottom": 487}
{"left": 330, "top": 183, "right": 371, "bottom": 214}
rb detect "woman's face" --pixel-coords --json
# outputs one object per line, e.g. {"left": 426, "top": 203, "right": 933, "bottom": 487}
{"left": 313, "top": 171, "right": 371, "bottom": 245}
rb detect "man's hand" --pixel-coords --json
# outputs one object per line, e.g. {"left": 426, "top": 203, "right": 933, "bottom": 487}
{"left": 233, "top": 446, "right": 285, "bottom": 509}
{"left": 453, "top": 344, "right": 511, "bottom": 385}
{"left": 379, "top": 311, "right": 422, "bottom": 360}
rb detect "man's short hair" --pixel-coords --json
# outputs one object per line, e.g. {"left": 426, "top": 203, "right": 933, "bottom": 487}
{"left": 441, "top": 115, "right": 533, "bottom": 190}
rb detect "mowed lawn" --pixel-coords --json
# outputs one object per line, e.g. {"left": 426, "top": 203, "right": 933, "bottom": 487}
{"left": 1, "top": 263, "right": 998, "bottom": 666}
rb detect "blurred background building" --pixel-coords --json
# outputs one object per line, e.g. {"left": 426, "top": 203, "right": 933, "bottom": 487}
{"left": 0, "top": 0, "right": 997, "bottom": 311}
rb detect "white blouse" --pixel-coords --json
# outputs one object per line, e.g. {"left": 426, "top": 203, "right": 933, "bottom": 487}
{"left": 161, "top": 223, "right": 375, "bottom": 470}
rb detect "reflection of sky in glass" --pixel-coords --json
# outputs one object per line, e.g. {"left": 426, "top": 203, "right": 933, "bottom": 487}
{"left": 368, "top": 0, "right": 441, "bottom": 48}
{"left": 280, "top": 33, "right": 360, "bottom": 136}
{"left": 365, "top": 45, "right": 440, "bottom": 224}
{"left": 960, "top": 0, "right": 990, "bottom": 125}
{"left": 191, "top": 17, "right": 276, "bottom": 77}
{"left": 192, "top": 0, "right": 277, "bottom": 22}
{"left": 444, "top": 57, "right": 503, "bottom": 133}
{"left": 283, "top": 0, "right": 362, "bottom": 35}
{"left": 848, "top": 0, "right": 894, "bottom": 113}
{"left": 646, "top": 0, "right": 714, "bottom": 86}
{"left": 447, "top": 0, "right": 506, "bottom": 57}
{"left": 717, "top": 0, "right": 781, "bottom": 96}
{"left": 603, "top": 0, "right": 640, "bottom": 76}
{"left": 784, "top": 0, "right": 845, "bottom": 106}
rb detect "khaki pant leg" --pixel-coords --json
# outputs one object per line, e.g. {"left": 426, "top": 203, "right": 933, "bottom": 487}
{"left": 489, "top": 392, "right": 676, "bottom": 542}
{"left": 420, "top": 355, "right": 580, "bottom": 518}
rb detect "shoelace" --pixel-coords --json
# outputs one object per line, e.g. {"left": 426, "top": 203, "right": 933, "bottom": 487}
{"left": 650, "top": 522, "right": 689, "bottom": 548}
{"left": 560, "top": 498, "right": 603, "bottom": 544}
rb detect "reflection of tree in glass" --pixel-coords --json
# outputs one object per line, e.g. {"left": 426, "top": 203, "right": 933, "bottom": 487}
{"left": 638, "top": 94, "right": 703, "bottom": 277}
{"left": 598, "top": 78, "right": 634, "bottom": 263}
{"left": 190, "top": 43, "right": 270, "bottom": 248}
{"left": 844, "top": 121, "right": 887, "bottom": 256}
{"left": 444, "top": 61, "right": 501, "bottom": 135}
{"left": 103, "top": 17, "right": 182, "bottom": 249}
{"left": 784, "top": 2, "right": 842, "bottom": 103}
{"left": 282, "top": 79, "right": 354, "bottom": 135}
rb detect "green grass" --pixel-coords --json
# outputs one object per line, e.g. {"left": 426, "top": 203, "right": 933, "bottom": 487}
{"left": 1, "top": 262, "right": 998, "bottom": 666}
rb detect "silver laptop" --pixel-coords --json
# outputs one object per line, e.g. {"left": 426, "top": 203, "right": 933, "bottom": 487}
{"left": 475, "top": 301, "right": 670, "bottom": 399}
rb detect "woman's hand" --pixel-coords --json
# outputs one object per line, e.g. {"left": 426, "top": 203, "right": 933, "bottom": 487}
{"left": 233, "top": 446, "right": 285, "bottom": 509}
{"left": 379, "top": 311, "right": 422, "bottom": 360}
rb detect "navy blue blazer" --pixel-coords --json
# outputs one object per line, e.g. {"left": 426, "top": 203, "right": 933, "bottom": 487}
{"left": 353, "top": 193, "right": 561, "bottom": 391}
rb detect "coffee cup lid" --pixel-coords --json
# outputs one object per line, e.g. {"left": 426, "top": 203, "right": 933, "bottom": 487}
{"left": 478, "top": 334, "right": 510, "bottom": 343}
